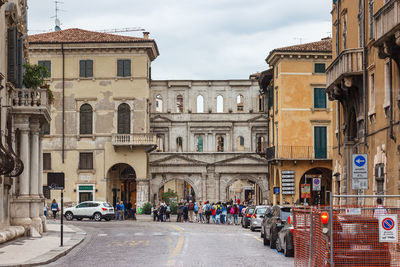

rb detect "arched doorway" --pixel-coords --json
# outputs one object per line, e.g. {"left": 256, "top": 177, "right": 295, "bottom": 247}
{"left": 158, "top": 178, "right": 196, "bottom": 204}
{"left": 299, "top": 167, "right": 332, "bottom": 205}
{"left": 226, "top": 179, "right": 262, "bottom": 205}
{"left": 107, "top": 163, "right": 136, "bottom": 208}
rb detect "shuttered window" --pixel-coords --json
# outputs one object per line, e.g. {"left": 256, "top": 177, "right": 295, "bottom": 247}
{"left": 38, "top": 61, "right": 51, "bottom": 78}
{"left": 43, "top": 122, "right": 50, "bottom": 135}
{"left": 314, "top": 63, "right": 326, "bottom": 73}
{"left": 7, "top": 27, "right": 17, "bottom": 86}
{"left": 314, "top": 88, "right": 327, "bottom": 109}
{"left": 117, "top": 103, "right": 131, "bottom": 134}
{"left": 43, "top": 153, "right": 51, "bottom": 170}
{"left": 79, "top": 60, "right": 93, "bottom": 78}
{"left": 117, "top": 59, "right": 131, "bottom": 77}
{"left": 79, "top": 152, "right": 93, "bottom": 170}
{"left": 79, "top": 104, "right": 93, "bottom": 134}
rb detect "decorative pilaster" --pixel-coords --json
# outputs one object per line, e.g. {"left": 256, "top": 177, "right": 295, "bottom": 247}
{"left": 38, "top": 134, "right": 43, "bottom": 197}
{"left": 19, "top": 129, "right": 30, "bottom": 196}
{"left": 30, "top": 121, "right": 40, "bottom": 197}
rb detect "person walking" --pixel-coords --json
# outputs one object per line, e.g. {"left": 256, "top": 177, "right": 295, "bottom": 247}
{"left": 221, "top": 203, "right": 227, "bottom": 224}
{"left": 194, "top": 202, "right": 199, "bottom": 222}
{"left": 115, "top": 202, "right": 121, "bottom": 221}
{"left": 211, "top": 203, "right": 216, "bottom": 224}
{"left": 51, "top": 199, "right": 59, "bottom": 221}
{"left": 127, "top": 201, "right": 133, "bottom": 219}
{"left": 233, "top": 204, "right": 239, "bottom": 225}
{"left": 120, "top": 201, "right": 125, "bottom": 221}
{"left": 183, "top": 203, "right": 189, "bottom": 222}
{"left": 205, "top": 201, "right": 211, "bottom": 224}
{"left": 188, "top": 201, "right": 194, "bottom": 222}
{"left": 198, "top": 202, "right": 203, "bottom": 223}
{"left": 166, "top": 204, "right": 171, "bottom": 222}
{"left": 228, "top": 204, "right": 234, "bottom": 225}
{"left": 177, "top": 203, "right": 183, "bottom": 222}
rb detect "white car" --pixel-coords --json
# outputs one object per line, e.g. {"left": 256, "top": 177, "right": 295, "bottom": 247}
{"left": 63, "top": 201, "right": 114, "bottom": 221}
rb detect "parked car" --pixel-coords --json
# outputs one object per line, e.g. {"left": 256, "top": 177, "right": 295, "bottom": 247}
{"left": 241, "top": 206, "right": 255, "bottom": 228}
{"left": 250, "top": 205, "right": 270, "bottom": 231}
{"left": 64, "top": 201, "right": 114, "bottom": 221}
{"left": 276, "top": 215, "right": 294, "bottom": 257}
{"left": 325, "top": 216, "right": 391, "bottom": 266}
{"left": 261, "top": 205, "right": 291, "bottom": 248}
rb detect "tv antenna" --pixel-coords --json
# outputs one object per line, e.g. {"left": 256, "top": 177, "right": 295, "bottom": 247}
{"left": 97, "top": 27, "right": 146, "bottom": 34}
{"left": 51, "top": 1, "right": 65, "bottom": 31}
{"left": 293, "top": 37, "right": 304, "bottom": 44}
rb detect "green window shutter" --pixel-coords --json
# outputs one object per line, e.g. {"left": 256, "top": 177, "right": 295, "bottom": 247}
{"left": 314, "top": 88, "right": 327, "bottom": 108}
{"left": 124, "top": 60, "right": 131, "bottom": 76}
{"left": 7, "top": 27, "right": 17, "bottom": 85}
{"left": 314, "top": 63, "right": 326, "bottom": 73}
{"left": 16, "top": 38, "right": 23, "bottom": 88}
{"left": 79, "top": 60, "right": 86, "bottom": 77}
{"left": 117, "top": 60, "right": 123, "bottom": 76}
{"left": 314, "top": 126, "right": 327, "bottom": 159}
{"left": 86, "top": 60, "right": 93, "bottom": 77}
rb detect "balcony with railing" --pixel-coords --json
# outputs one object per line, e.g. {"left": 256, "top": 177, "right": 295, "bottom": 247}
{"left": 261, "top": 145, "right": 332, "bottom": 161}
{"left": 374, "top": 0, "right": 400, "bottom": 46}
{"left": 326, "top": 48, "right": 363, "bottom": 90}
{"left": 11, "top": 88, "right": 51, "bottom": 121}
{"left": 112, "top": 133, "right": 157, "bottom": 150}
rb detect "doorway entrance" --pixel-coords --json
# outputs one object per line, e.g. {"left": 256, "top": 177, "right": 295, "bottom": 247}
{"left": 299, "top": 167, "right": 332, "bottom": 205}
{"left": 108, "top": 163, "right": 136, "bottom": 208}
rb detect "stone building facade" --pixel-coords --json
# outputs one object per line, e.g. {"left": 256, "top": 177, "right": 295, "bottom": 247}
{"left": 0, "top": 0, "right": 50, "bottom": 243}
{"left": 149, "top": 80, "right": 269, "bottom": 204}
{"left": 28, "top": 29, "right": 159, "bottom": 208}
{"left": 327, "top": 0, "right": 400, "bottom": 206}
{"left": 258, "top": 39, "right": 333, "bottom": 206}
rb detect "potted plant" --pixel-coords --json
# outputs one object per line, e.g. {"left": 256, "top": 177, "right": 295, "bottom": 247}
{"left": 22, "top": 63, "right": 54, "bottom": 104}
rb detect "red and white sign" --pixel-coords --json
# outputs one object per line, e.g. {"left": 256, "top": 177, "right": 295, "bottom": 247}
{"left": 379, "top": 214, "right": 398, "bottom": 242}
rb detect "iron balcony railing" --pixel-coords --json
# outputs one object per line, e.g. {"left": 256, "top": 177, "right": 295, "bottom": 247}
{"left": 326, "top": 48, "right": 363, "bottom": 90}
{"left": 374, "top": 0, "right": 400, "bottom": 44}
{"left": 263, "top": 145, "right": 332, "bottom": 161}
{"left": 112, "top": 133, "right": 157, "bottom": 146}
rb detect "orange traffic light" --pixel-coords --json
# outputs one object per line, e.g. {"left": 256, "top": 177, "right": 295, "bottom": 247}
{"left": 321, "top": 211, "right": 329, "bottom": 224}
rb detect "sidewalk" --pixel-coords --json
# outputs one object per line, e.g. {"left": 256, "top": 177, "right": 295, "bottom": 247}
{"left": 0, "top": 221, "right": 86, "bottom": 267}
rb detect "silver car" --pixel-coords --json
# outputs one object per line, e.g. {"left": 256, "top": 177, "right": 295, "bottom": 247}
{"left": 250, "top": 205, "right": 270, "bottom": 231}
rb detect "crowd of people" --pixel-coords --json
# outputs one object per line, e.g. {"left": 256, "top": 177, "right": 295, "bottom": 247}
{"left": 114, "top": 201, "right": 137, "bottom": 221}
{"left": 152, "top": 199, "right": 248, "bottom": 225}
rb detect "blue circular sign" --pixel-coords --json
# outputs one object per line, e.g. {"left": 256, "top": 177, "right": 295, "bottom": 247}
{"left": 354, "top": 155, "right": 366, "bottom": 167}
{"left": 382, "top": 218, "right": 395, "bottom": 231}
{"left": 314, "top": 178, "right": 320, "bottom": 185}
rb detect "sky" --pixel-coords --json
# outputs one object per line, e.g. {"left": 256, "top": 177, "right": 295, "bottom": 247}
{"left": 27, "top": 0, "right": 332, "bottom": 80}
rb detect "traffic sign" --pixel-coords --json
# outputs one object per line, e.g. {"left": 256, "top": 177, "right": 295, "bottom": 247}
{"left": 379, "top": 214, "right": 398, "bottom": 242}
{"left": 312, "top": 177, "right": 321, "bottom": 191}
{"left": 352, "top": 154, "right": 368, "bottom": 190}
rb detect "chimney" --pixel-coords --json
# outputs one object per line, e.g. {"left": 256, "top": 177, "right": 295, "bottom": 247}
{"left": 143, "top": 32, "right": 150, "bottom": 39}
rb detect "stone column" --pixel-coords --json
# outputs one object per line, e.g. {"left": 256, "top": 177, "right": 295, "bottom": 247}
{"left": 201, "top": 173, "right": 207, "bottom": 201}
{"left": 19, "top": 129, "right": 30, "bottom": 196}
{"left": 215, "top": 173, "right": 220, "bottom": 201}
{"left": 136, "top": 179, "right": 150, "bottom": 208}
{"left": 29, "top": 120, "right": 43, "bottom": 235}
{"left": 38, "top": 134, "right": 43, "bottom": 197}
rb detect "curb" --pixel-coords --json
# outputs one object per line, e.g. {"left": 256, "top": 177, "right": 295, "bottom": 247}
{"left": 0, "top": 226, "right": 86, "bottom": 267}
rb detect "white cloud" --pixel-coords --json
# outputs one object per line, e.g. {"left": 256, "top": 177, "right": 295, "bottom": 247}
{"left": 28, "top": 0, "right": 332, "bottom": 79}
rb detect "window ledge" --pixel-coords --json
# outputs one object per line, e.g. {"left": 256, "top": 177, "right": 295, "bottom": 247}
{"left": 77, "top": 169, "right": 96, "bottom": 174}
{"left": 311, "top": 108, "right": 329, "bottom": 113}
{"left": 78, "top": 134, "right": 95, "bottom": 141}
{"left": 43, "top": 169, "right": 52, "bottom": 173}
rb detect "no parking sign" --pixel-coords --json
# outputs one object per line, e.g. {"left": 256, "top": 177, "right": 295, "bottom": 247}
{"left": 379, "top": 214, "right": 398, "bottom": 242}
{"left": 312, "top": 176, "right": 321, "bottom": 191}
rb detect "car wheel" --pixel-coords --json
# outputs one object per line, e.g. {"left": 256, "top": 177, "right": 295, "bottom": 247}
{"left": 261, "top": 230, "right": 264, "bottom": 238}
{"left": 263, "top": 231, "right": 270, "bottom": 246}
{"left": 65, "top": 212, "right": 74, "bottom": 221}
{"left": 105, "top": 218, "right": 110, "bottom": 221}
{"left": 276, "top": 237, "right": 283, "bottom": 252}
{"left": 93, "top": 212, "right": 102, "bottom": 222}
{"left": 284, "top": 237, "right": 294, "bottom": 257}
{"left": 77, "top": 218, "right": 83, "bottom": 221}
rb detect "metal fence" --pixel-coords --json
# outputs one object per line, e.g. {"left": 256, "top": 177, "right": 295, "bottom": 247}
{"left": 294, "top": 195, "right": 400, "bottom": 267}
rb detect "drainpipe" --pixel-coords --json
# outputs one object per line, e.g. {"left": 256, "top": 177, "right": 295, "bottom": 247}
{"left": 389, "top": 58, "right": 396, "bottom": 141}
{"left": 338, "top": 103, "right": 342, "bottom": 156}
{"left": 362, "top": 0, "right": 368, "bottom": 147}
{"left": 62, "top": 44, "right": 65, "bottom": 163}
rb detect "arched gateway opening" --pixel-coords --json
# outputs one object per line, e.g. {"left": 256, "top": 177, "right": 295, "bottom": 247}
{"left": 226, "top": 180, "right": 263, "bottom": 205}
{"left": 158, "top": 179, "right": 197, "bottom": 204}
{"left": 299, "top": 167, "right": 332, "bottom": 205}
{"left": 107, "top": 163, "right": 137, "bottom": 208}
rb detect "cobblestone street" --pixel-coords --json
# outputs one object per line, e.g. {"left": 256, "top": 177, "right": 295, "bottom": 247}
{"left": 45, "top": 218, "right": 294, "bottom": 267}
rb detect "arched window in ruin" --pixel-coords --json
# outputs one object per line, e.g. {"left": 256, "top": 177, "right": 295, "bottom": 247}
{"left": 155, "top": 94, "right": 163, "bottom": 112}
{"left": 79, "top": 104, "right": 93, "bottom": 134}
{"left": 197, "top": 95, "right": 204, "bottom": 113}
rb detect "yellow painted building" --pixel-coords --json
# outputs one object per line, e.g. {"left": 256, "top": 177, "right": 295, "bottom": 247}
{"left": 28, "top": 28, "right": 159, "bottom": 208}
{"left": 258, "top": 39, "right": 333, "bottom": 205}
{"left": 327, "top": 0, "right": 400, "bottom": 206}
